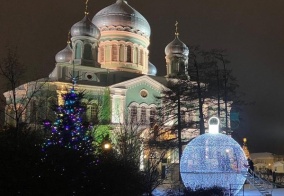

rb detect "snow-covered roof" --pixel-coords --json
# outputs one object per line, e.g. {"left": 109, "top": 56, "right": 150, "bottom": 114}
{"left": 273, "top": 161, "right": 284, "bottom": 166}
{"left": 250, "top": 152, "right": 274, "bottom": 159}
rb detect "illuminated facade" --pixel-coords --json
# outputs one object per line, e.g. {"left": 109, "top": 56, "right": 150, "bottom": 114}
{"left": 3, "top": 0, "right": 232, "bottom": 180}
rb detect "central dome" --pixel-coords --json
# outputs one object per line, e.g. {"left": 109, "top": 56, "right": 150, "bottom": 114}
{"left": 92, "top": 0, "right": 151, "bottom": 38}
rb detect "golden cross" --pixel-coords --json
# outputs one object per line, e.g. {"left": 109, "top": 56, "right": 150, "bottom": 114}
{"left": 85, "top": 0, "right": 89, "bottom": 15}
{"left": 175, "top": 21, "right": 179, "bottom": 36}
{"left": 67, "top": 31, "right": 71, "bottom": 44}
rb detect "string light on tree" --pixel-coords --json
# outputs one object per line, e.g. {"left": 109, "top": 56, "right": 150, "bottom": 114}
{"left": 43, "top": 79, "right": 93, "bottom": 154}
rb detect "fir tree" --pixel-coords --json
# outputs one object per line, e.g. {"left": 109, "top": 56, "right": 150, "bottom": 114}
{"left": 43, "top": 86, "right": 93, "bottom": 155}
{"left": 99, "top": 88, "right": 111, "bottom": 124}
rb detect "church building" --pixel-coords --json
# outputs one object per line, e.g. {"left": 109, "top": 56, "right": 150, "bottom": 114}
{"left": 3, "top": 0, "right": 231, "bottom": 159}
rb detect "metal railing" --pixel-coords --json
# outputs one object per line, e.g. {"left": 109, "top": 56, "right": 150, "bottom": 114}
{"left": 244, "top": 168, "right": 273, "bottom": 196}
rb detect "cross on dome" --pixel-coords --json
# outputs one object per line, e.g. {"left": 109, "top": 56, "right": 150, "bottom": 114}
{"left": 67, "top": 31, "right": 71, "bottom": 44}
{"left": 175, "top": 21, "right": 179, "bottom": 37}
{"left": 85, "top": 0, "right": 89, "bottom": 15}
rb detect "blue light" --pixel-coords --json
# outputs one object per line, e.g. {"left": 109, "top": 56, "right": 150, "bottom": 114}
{"left": 180, "top": 133, "right": 247, "bottom": 195}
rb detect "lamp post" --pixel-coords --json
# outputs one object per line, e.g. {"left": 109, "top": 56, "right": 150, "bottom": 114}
{"left": 102, "top": 141, "right": 112, "bottom": 155}
{"left": 103, "top": 142, "right": 111, "bottom": 150}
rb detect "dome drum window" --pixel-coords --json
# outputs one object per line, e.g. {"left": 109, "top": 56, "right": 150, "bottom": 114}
{"left": 126, "top": 45, "right": 132, "bottom": 63}
{"left": 112, "top": 45, "right": 118, "bottom": 61}
{"left": 100, "top": 47, "right": 105, "bottom": 62}
{"left": 83, "top": 44, "right": 93, "bottom": 60}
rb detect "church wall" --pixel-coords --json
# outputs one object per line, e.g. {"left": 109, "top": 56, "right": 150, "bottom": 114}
{"left": 124, "top": 82, "right": 161, "bottom": 126}
{"left": 98, "top": 31, "right": 149, "bottom": 74}
{"left": 125, "top": 83, "right": 160, "bottom": 107}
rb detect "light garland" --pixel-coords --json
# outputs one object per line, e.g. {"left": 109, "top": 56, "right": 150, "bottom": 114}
{"left": 180, "top": 133, "right": 247, "bottom": 195}
{"left": 43, "top": 87, "right": 92, "bottom": 154}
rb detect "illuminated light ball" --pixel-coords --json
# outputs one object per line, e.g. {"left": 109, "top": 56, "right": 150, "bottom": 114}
{"left": 180, "top": 133, "right": 247, "bottom": 195}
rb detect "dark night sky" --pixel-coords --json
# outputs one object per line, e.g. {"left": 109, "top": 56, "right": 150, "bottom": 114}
{"left": 1, "top": 0, "right": 284, "bottom": 154}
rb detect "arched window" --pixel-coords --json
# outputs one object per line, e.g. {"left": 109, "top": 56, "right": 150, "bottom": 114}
{"left": 139, "top": 49, "right": 144, "bottom": 65}
{"left": 90, "top": 104, "right": 98, "bottom": 119}
{"left": 112, "top": 45, "right": 118, "bottom": 61}
{"left": 141, "top": 106, "right": 146, "bottom": 125}
{"left": 126, "top": 45, "right": 132, "bottom": 63}
{"left": 130, "top": 105, "right": 137, "bottom": 123}
{"left": 75, "top": 43, "right": 82, "bottom": 59}
{"left": 87, "top": 103, "right": 98, "bottom": 124}
{"left": 100, "top": 46, "right": 104, "bottom": 62}
{"left": 83, "top": 44, "right": 93, "bottom": 60}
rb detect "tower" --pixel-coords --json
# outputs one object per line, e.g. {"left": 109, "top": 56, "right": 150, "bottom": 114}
{"left": 92, "top": 0, "right": 151, "bottom": 74}
{"left": 71, "top": 0, "right": 101, "bottom": 67}
{"left": 165, "top": 22, "right": 189, "bottom": 79}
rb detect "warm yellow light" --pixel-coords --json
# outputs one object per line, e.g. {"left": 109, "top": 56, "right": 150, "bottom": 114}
{"left": 104, "top": 143, "right": 111, "bottom": 150}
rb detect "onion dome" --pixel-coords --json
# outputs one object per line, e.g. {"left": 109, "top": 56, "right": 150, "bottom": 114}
{"left": 148, "top": 62, "right": 157, "bottom": 76}
{"left": 55, "top": 44, "right": 73, "bottom": 63}
{"left": 165, "top": 21, "right": 189, "bottom": 56}
{"left": 92, "top": 0, "right": 151, "bottom": 38}
{"left": 71, "top": 15, "right": 100, "bottom": 39}
{"left": 165, "top": 36, "right": 189, "bottom": 56}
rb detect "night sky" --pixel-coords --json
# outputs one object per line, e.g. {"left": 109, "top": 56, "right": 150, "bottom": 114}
{"left": 1, "top": 0, "right": 284, "bottom": 154}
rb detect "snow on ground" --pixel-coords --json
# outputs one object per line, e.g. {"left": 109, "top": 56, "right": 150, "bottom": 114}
{"left": 152, "top": 184, "right": 284, "bottom": 196}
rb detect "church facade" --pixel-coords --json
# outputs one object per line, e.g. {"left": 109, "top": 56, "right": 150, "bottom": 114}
{"left": 4, "top": 0, "right": 231, "bottom": 158}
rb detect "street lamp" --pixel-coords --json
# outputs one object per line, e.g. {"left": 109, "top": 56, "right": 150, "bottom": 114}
{"left": 103, "top": 141, "right": 111, "bottom": 150}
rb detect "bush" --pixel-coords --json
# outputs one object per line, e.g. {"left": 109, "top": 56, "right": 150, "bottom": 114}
{"left": 0, "top": 126, "right": 44, "bottom": 195}
{"left": 184, "top": 186, "right": 227, "bottom": 196}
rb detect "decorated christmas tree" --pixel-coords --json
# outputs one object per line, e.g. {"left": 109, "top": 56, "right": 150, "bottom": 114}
{"left": 43, "top": 81, "right": 93, "bottom": 155}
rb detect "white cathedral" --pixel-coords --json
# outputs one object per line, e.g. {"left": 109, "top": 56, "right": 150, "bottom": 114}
{"left": 4, "top": 0, "right": 231, "bottom": 153}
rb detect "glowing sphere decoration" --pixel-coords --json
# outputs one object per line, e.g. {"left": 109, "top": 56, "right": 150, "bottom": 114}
{"left": 180, "top": 117, "right": 248, "bottom": 195}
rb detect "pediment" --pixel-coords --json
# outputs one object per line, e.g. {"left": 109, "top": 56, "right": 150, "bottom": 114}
{"left": 109, "top": 75, "right": 167, "bottom": 92}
